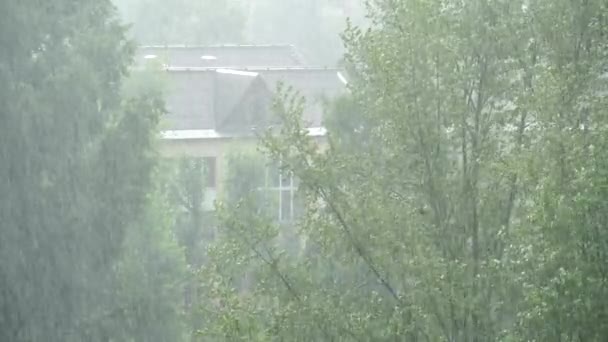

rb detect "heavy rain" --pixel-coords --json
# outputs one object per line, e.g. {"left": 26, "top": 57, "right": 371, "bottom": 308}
{"left": 1, "top": 0, "right": 608, "bottom": 341}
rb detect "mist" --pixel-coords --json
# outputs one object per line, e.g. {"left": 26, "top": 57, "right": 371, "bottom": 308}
{"left": 2, "top": 0, "right": 608, "bottom": 341}
{"left": 113, "top": 0, "right": 366, "bottom": 66}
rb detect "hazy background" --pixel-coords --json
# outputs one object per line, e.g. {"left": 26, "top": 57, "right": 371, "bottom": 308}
{"left": 113, "top": 0, "right": 366, "bottom": 65}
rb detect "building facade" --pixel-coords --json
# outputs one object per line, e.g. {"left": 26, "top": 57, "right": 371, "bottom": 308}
{"left": 142, "top": 45, "right": 347, "bottom": 216}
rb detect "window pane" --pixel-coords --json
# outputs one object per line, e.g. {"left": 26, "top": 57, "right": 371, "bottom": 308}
{"left": 268, "top": 162, "right": 281, "bottom": 187}
{"left": 293, "top": 176, "right": 300, "bottom": 188}
{"left": 281, "top": 171, "right": 292, "bottom": 188}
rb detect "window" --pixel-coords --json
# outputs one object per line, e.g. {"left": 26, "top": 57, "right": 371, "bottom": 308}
{"left": 265, "top": 161, "right": 297, "bottom": 222}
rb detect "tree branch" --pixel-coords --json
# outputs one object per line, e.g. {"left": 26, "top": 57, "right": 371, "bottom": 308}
{"left": 318, "top": 188, "right": 402, "bottom": 304}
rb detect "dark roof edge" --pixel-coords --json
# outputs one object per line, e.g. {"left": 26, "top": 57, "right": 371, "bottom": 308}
{"left": 140, "top": 44, "right": 298, "bottom": 49}
{"left": 165, "top": 66, "right": 343, "bottom": 72}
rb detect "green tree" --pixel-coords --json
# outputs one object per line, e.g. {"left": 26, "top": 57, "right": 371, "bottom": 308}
{"left": 506, "top": 0, "right": 608, "bottom": 340}
{"left": 221, "top": 148, "right": 271, "bottom": 211}
{"left": 0, "top": 2, "right": 187, "bottom": 341}
{"left": 196, "top": 0, "right": 608, "bottom": 341}
{"left": 164, "top": 157, "right": 219, "bottom": 339}
{"left": 169, "top": 158, "right": 214, "bottom": 267}
{"left": 97, "top": 171, "right": 188, "bottom": 341}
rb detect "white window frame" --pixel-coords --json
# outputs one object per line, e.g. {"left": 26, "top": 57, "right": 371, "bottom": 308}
{"left": 265, "top": 161, "right": 296, "bottom": 222}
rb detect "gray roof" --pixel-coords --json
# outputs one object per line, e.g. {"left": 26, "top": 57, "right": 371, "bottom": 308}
{"left": 137, "top": 45, "right": 306, "bottom": 68}
{"left": 161, "top": 67, "right": 347, "bottom": 131}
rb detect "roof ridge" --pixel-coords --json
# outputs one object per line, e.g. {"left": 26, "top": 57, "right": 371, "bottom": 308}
{"left": 140, "top": 44, "right": 297, "bottom": 49}
{"left": 287, "top": 45, "right": 306, "bottom": 65}
{"left": 165, "top": 66, "right": 342, "bottom": 72}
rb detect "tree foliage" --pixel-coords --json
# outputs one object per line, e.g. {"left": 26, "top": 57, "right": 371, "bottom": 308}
{"left": 200, "top": 0, "right": 608, "bottom": 340}
{"left": 0, "top": 2, "right": 188, "bottom": 341}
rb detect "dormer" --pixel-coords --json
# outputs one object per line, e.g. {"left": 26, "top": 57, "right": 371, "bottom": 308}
{"left": 213, "top": 69, "right": 275, "bottom": 133}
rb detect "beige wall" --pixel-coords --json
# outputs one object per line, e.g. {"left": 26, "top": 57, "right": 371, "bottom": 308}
{"left": 159, "top": 135, "right": 327, "bottom": 196}
{"left": 160, "top": 137, "right": 257, "bottom": 196}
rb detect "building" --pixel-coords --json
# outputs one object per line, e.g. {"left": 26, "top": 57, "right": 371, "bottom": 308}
{"left": 137, "top": 44, "right": 306, "bottom": 68}
{"left": 143, "top": 45, "right": 347, "bottom": 217}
